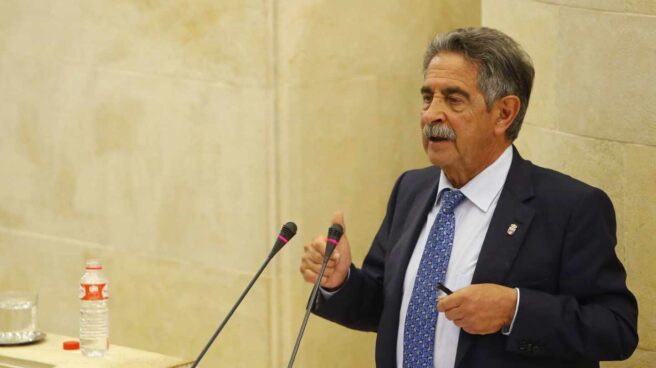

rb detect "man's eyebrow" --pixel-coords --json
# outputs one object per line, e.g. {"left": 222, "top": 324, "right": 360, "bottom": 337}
{"left": 420, "top": 86, "right": 432, "bottom": 95}
{"left": 441, "top": 86, "right": 471, "bottom": 100}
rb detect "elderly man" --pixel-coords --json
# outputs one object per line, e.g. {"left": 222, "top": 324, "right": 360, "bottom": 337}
{"left": 299, "top": 27, "right": 638, "bottom": 368}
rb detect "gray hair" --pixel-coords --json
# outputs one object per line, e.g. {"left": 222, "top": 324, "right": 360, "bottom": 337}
{"left": 423, "top": 27, "right": 534, "bottom": 140}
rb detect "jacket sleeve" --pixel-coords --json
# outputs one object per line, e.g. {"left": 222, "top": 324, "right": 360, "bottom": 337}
{"left": 312, "top": 172, "right": 406, "bottom": 331}
{"left": 505, "top": 187, "right": 639, "bottom": 361}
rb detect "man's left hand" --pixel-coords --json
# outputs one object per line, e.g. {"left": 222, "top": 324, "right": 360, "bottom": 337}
{"left": 437, "top": 283, "right": 517, "bottom": 335}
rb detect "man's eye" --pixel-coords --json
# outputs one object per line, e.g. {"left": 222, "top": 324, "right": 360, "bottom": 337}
{"left": 447, "top": 97, "right": 463, "bottom": 105}
{"left": 422, "top": 95, "right": 432, "bottom": 104}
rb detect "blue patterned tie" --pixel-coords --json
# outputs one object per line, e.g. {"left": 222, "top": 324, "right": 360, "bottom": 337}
{"left": 403, "top": 189, "right": 465, "bottom": 368}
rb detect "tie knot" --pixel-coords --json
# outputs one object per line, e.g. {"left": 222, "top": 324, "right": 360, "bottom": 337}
{"left": 440, "top": 189, "right": 465, "bottom": 213}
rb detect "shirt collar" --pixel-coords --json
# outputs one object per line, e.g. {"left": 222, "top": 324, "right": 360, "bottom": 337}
{"left": 436, "top": 145, "right": 513, "bottom": 212}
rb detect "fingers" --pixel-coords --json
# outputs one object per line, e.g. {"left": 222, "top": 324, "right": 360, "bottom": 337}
{"left": 304, "top": 241, "right": 339, "bottom": 266}
{"left": 437, "top": 284, "right": 517, "bottom": 335}
{"left": 443, "top": 305, "right": 466, "bottom": 322}
{"left": 299, "top": 235, "right": 340, "bottom": 285}
{"left": 439, "top": 293, "right": 473, "bottom": 331}
{"left": 301, "top": 268, "right": 341, "bottom": 288}
{"left": 299, "top": 211, "right": 351, "bottom": 289}
{"left": 301, "top": 268, "right": 330, "bottom": 285}
{"left": 300, "top": 257, "right": 338, "bottom": 277}
{"left": 437, "top": 293, "right": 462, "bottom": 313}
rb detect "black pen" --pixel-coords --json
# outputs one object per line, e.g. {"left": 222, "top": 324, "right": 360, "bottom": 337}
{"left": 437, "top": 282, "right": 453, "bottom": 295}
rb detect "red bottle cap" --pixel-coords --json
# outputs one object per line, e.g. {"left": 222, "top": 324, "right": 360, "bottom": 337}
{"left": 63, "top": 340, "right": 80, "bottom": 350}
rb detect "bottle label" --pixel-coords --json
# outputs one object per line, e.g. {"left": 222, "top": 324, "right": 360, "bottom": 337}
{"left": 80, "top": 283, "right": 109, "bottom": 300}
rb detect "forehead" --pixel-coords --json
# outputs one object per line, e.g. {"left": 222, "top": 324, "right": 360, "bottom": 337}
{"left": 423, "top": 52, "right": 480, "bottom": 92}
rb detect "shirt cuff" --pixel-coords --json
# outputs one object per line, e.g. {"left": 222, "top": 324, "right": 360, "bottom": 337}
{"left": 502, "top": 288, "right": 520, "bottom": 335}
{"left": 319, "top": 268, "right": 350, "bottom": 299}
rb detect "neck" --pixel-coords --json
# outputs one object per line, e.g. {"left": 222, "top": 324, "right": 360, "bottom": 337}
{"left": 443, "top": 143, "right": 511, "bottom": 188}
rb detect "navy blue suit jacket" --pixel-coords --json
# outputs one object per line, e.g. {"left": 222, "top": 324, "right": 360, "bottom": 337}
{"left": 314, "top": 147, "right": 638, "bottom": 367}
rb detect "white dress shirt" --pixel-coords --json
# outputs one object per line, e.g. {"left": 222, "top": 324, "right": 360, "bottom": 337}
{"left": 396, "top": 145, "right": 514, "bottom": 368}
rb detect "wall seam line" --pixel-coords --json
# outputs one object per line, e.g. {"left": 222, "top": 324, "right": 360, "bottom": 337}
{"left": 267, "top": 0, "right": 282, "bottom": 367}
{"left": 530, "top": 0, "right": 656, "bottom": 17}
{"left": 0, "top": 226, "right": 273, "bottom": 277}
{"left": 523, "top": 123, "right": 656, "bottom": 148}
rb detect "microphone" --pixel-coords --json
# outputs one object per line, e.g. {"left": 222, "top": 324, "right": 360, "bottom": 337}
{"left": 287, "top": 224, "right": 344, "bottom": 368}
{"left": 323, "top": 224, "right": 342, "bottom": 261}
{"left": 191, "top": 222, "right": 297, "bottom": 368}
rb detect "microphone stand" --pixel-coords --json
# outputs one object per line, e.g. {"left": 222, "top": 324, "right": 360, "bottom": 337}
{"left": 191, "top": 253, "right": 275, "bottom": 368}
{"left": 287, "top": 225, "right": 342, "bottom": 368}
{"left": 287, "top": 257, "right": 330, "bottom": 368}
{"left": 191, "top": 222, "right": 297, "bottom": 367}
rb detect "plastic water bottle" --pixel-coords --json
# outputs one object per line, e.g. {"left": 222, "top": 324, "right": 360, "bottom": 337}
{"left": 79, "top": 259, "right": 109, "bottom": 357}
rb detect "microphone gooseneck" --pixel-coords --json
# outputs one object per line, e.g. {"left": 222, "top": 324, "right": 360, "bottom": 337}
{"left": 287, "top": 224, "right": 344, "bottom": 368}
{"left": 191, "top": 222, "right": 297, "bottom": 368}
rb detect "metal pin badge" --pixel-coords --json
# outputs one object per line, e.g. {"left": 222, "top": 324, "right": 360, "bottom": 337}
{"left": 507, "top": 223, "right": 518, "bottom": 235}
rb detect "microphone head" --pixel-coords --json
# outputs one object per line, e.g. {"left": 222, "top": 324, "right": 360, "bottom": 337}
{"left": 280, "top": 222, "right": 298, "bottom": 243}
{"left": 327, "top": 223, "right": 344, "bottom": 243}
{"left": 270, "top": 221, "right": 297, "bottom": 257}
{"left": 324, "top": 223, "right": 343, "bottom": 258}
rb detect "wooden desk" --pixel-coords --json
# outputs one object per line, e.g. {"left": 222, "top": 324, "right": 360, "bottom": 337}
{"left": 0, "top": 333, "right": 192, "bottom": 368}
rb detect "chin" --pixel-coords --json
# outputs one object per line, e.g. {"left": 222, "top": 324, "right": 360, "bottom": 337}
{"left": 425, "top": 150, "right": 448, "bottom": 168}
{"left": 425, "top": 141, "right": 456, "bottom": 168}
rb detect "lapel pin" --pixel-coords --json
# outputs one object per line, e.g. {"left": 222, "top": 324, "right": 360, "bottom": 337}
{"left": 507, "top": 223, "right": 518, "bottom": 236}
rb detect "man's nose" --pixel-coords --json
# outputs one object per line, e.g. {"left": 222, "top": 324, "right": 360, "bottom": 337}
{"left": 422, "top": 97, "right": 447, "bottom": 125}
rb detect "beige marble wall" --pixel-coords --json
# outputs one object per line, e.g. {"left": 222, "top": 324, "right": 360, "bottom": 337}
{"left": 0, "top": 0, "right": 479, "bottom": 367}
{"left": 482, "top": 0, "right": 656, "bottom": 366}
{"left": 0, "top": 1, "right": 275, "bottom": 366}
{"left": 4, "top": 0, "right": 652, "bottom": 366}
{"left": 10, "top": 1, "right": 650, "bottom": 367}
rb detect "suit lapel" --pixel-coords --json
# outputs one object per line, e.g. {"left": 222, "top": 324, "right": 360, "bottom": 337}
{"left": 455, "top": 147, "right": 536, "bottom": 368}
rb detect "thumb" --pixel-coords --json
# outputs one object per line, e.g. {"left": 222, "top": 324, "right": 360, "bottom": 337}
{"left": 321, "top": 210, "right": 352, "bottom": 289}
{"left": 329, "top": 210, "right": 351, "bottom": 266}
{"left": 331, "top": 210, "right": 346, "bottom": 231}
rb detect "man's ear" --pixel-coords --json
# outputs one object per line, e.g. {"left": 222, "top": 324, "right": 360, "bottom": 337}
{"left": 494, "top": 95, "right": 521, "bottom": 136}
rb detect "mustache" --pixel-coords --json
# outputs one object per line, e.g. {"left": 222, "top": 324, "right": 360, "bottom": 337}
{"left": 423, "top": 123, "right": 456, "bottom": 141}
